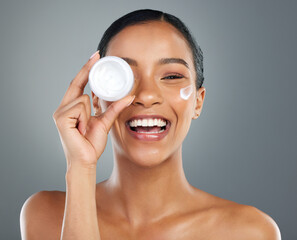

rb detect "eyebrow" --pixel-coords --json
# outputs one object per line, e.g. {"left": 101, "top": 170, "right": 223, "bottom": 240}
{"left": 121, "top": 57, "right": 189, "bottom": 69}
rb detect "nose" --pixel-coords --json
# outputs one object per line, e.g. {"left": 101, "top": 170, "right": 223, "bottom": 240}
{"left": 132, "top": 77, "right": 163, "bottom": 108}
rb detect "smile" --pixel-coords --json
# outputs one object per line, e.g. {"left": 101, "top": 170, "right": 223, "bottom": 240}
{"left": 125, "top": 115, "right": 171, "bottom": 141}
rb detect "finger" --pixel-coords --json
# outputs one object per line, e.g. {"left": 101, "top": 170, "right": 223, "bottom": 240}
{"left": 56, "top": 101, "right": 89, "bottom": 136}
{"left": 56, "top": 94, "right": 92, "bottom": 121}
{"left": 76, "top": 104, "right": 89, "bottom": 136}
{"left": 60, "top": 51, "right": 100, "bottom": 107}
{"left": 92, "top": 92, "right": 102, "bottom": 116}
{"left": 99, "top": 95, "right": 135, "bottom": 134}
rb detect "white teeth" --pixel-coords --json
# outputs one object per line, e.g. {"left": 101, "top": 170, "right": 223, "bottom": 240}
{"left": 142, "top": 119, "right": 148, "bottom": 126}
{"left": 148, "top": 119, "right": 154, "bottom": 126}
{"left": 137, "top": 129, "right": 165, "bottom": 134}
{"left": 128, "top": 118, "right": 167, "bottom": 127}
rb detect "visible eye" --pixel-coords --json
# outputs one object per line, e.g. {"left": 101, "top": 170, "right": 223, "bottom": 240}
{"left": 161, "top": 74, "right": 184, "bottom": 80}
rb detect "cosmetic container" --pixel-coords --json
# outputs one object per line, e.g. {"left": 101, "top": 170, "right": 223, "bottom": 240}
{"left": 89, "top": 56, "right": 134, "bottom": 101}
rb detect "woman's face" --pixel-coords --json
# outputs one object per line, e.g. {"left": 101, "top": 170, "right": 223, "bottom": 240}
{"left": 94, "top": 21, "right": 205, "bottom": 167}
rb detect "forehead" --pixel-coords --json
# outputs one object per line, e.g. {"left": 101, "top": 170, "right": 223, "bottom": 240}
{"left": 106, "top": 21, "right": 194, "bottom": 67}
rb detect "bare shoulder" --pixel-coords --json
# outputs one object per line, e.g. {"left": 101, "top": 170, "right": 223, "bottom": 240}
{"left": 20, "top": 190, "right": 66, "bottom": 240}
{"left": 191, "top": 190, "right": 281, "bottom": 240}
{"left": 222, "top": 203, "right": 281, "bottom": 240}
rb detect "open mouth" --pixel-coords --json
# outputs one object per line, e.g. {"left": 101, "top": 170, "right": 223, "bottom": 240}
{"left": 125, "top": 117, "right": 171, "bottom": 137}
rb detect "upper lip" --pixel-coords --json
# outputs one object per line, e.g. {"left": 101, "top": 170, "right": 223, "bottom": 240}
{"left": 126, "top": 115, "right": 170, "bottom": 124}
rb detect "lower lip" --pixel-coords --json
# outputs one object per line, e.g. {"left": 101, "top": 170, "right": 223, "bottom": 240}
{"left": 125, "top": 122, "right": 171, "bottom": 141}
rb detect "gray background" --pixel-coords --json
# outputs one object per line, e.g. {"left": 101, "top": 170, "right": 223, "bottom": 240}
{"left": 0, "top": 0, "right": 296, "bottom": 239}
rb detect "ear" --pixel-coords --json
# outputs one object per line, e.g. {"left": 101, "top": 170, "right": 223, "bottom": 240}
{"left": 192, "top": 87, "right": 206, "bottom": 119}
{"left": 91, "top": 91, "right": 101, "bottom": 116}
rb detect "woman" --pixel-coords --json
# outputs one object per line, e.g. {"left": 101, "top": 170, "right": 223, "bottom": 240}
{"left": 20, "top": 9, "right": 281, "bottom": 239}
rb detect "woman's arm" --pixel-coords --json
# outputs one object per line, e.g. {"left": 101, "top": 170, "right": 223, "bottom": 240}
{"left": 51, "top": 51, "right": 134, "bottom": 239}
{"left": 61, "top": 164, "right": 100, "bottom": 240}
{"left": 20, "top": 51, "right": 134, "bottom": 240}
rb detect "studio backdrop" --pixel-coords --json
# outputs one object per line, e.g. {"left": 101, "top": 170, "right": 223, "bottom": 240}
{"left": 0, "top": 0, "right": 296, "bottom": 239}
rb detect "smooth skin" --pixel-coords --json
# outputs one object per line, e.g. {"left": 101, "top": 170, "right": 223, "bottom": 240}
{"left": 20, "top": 21, "right": 281, "bottom": 240}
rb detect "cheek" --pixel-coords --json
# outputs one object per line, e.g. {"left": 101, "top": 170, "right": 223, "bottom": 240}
{"left": 166, "top": 89, "right": 195, "bottom": 147}
{"left": 180, "top": 85, "right": 194, "bottom": 100}
{"left": 162, "top": 84, "right": 195, "bottom": 115}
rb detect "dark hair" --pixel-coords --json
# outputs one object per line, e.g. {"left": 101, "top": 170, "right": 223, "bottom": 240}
{"left": 97, "top": 9, "right": 204, "bottom": 89}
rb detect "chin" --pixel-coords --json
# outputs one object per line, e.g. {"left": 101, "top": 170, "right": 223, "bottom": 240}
{"left": 112, "top": 141, "right": 173, "bottom": 169}
{"left": 130, "top": 150, "right": 170, "bottom": 169}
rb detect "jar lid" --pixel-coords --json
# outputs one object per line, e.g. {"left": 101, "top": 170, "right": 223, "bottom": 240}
{"left": 88, "top": 56, "right": 134, "bottom": 101}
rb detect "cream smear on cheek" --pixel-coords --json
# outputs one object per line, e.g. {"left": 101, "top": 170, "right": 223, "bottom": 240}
{"left": 180, "top": 85, "right": 193, "bottom": 100}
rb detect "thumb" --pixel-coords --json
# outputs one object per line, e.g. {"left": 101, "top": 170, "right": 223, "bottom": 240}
{"left": 83, "top": 94, "right": 135, "bottom": 159}
{"left": 99, "top": 95, "right": 135, "bottom": 134}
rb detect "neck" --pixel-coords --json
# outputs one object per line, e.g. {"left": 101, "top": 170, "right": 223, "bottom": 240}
{"left": 98, "top": 146, "right": 195, "bottom": 227}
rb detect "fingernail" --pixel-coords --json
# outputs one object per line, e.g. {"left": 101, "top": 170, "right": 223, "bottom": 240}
{"left": 89, "top": 50, "right": 99, "bottom": 60}
{"left": 126, "top": 95, "right": 135, "bottom": 106}
{"left": 83, "top": 129, "right": 87, "bottom": 136}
